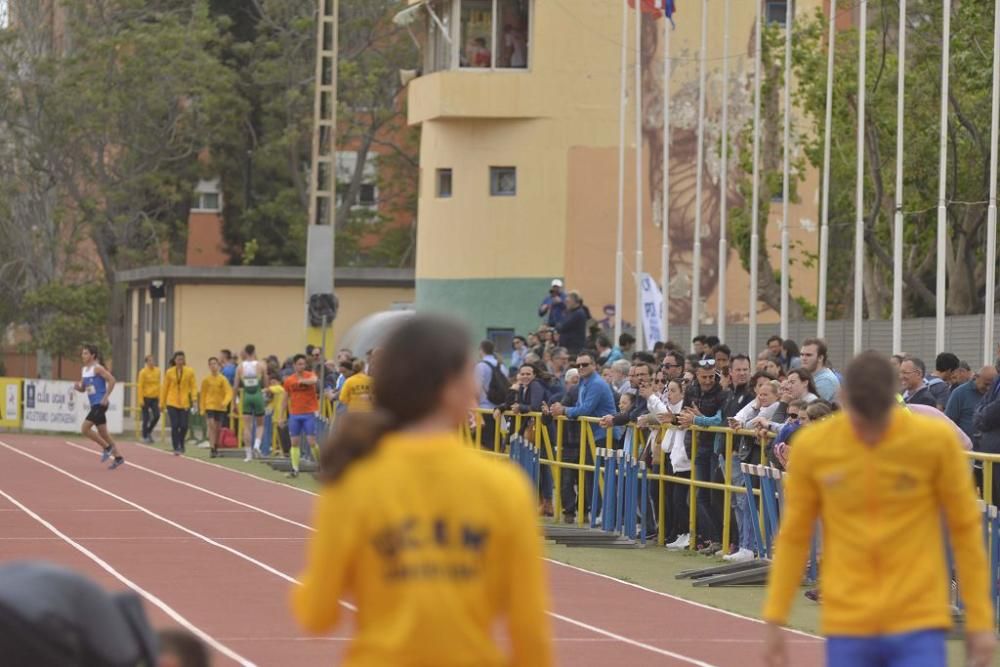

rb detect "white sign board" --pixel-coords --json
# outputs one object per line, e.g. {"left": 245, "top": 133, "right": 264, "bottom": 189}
{"left": 23, "top": 380, "right": 124, "bottom": 434}
{"left": 639, "top": 273, "right": 664, "bottom": 351}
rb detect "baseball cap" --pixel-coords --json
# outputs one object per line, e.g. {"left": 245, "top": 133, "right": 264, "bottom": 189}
{"left": 551, "top": 279, "right": 563, "bottom": 288}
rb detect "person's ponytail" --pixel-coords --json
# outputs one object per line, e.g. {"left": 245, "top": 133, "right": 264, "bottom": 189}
{"left": 319, "top": 410, "right": 397, "bottom": 483}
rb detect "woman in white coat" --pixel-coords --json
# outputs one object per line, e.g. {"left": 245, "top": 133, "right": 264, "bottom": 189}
{"left": 647, "top": 379, "right": 692, "bottom": 550}
{"left": 724, "top": 379, "right": 782, "bottom": 562}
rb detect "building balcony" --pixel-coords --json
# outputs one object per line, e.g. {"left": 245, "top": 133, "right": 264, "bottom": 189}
{"left": 407, "top": 69, "right": 545, "bottom": 125}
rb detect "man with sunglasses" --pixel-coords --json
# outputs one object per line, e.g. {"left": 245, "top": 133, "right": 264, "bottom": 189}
{"left": 677, "top": 359, "right": 730, "bottom": 554}
{"left": 550, "top": 351, "right": 616, "bottom": 524}
{"left": 661, "top": 351, "right": 685, "bottom": 383}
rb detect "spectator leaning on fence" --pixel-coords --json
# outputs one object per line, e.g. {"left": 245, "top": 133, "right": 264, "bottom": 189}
{"left": 927, "top": 352, "right": 960, "bottom": 410}
{"left": 549, "top": 351, "right": 616, "bottom": 524}
{"left": 677, "top": 360, "right": 729, "bottom": 555}
{"left": 900, "top": 357, "right": 937, "bottom": 407}
{"left": 974, "top": 372, "right": 1000, "bottom": 504}
{"left": 947, "top": 366, "right": 997, "bottom": 443}
{"left": 764, "top": 351, "right": 995, "bottom": 667}
{"left": 475, "top": 341, "right": 507, "bottom": 448}
{"left": 799, "top": 338, "right": 839, "bottom": 403}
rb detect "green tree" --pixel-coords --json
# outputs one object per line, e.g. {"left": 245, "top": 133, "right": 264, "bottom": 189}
{"left": 211, "top": 0, "right": 420, "bottom": 268}
{"left": 805, "top": 2, "right": 993, "bottom": 319}
{"left": 0, "top": 0, "right": 245, "bottom": 360}
{"left": 733, "top": 2, "right": 1000, "bottom": 321}
{"left": 21, "top": 283, "right": 110, "bottom": 362}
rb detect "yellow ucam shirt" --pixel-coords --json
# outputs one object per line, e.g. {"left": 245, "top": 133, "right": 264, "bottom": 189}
{"left": 199, "top": 374, "right": 233, "bottom": 414}
{"left": 338, "top": 373, "right": 374, "bottom": 413}
{"left": 137, "top": 367, "right": 161, "bottom": 400}
{"left": 763, "top": 408, "right": 992, "bottom": 636}
{"left": 292, "top": 432, "right": 553, "bottom": 667}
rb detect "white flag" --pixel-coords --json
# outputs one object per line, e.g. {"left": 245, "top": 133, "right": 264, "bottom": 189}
{"left": 639, "top": 273, "right": 664, "bottom": 350}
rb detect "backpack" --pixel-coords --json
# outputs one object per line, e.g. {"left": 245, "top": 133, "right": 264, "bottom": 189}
{"left": 484, "top": 361, "right": 510, "bottom": 406}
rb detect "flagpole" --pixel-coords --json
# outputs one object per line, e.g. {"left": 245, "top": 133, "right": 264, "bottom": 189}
{"left": 661, "top": 6, "right": 671, "bottom": 344}
{"left": 985, "top": 0, "right": 1000, "bottom": 366}
{"left": 748, "top": 0, "right": 762, "bottom": 358}
{"left": 853, "top": 1, "right": 868, "bottom": 355}
{"left": 817, "top": 0, "right": 835, "bottom": 341}
{"left": 779, "top": 0, "right": 792, "bottom": 341}
{"left": 635, "top": 0, "right": 645, "bottom": 350}
{"left": 717, "top": 0, "right": 730, "bottom": 344}
{"left": 615, "top": 0, "right": 628, "bottom": 345}
{"left": 692, "top": 0, "right": 708, "bottom": 348}
{"left": 892, "top": 0, "right": 906, "bottom": 355}
{"left": 935, "top": 0, "right": 951, "bottom": 354}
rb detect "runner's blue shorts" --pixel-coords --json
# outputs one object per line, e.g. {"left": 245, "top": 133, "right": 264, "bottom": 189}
{"left": 827, "top": 629, "right": 946, "bottom": 667}
{"left": 288, "top": 413, "right": 316, "bottom": 438}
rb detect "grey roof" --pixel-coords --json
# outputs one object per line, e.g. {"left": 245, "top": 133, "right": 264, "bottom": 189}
{"left": 115, "top": 265, "right": 414, "bottom": 288}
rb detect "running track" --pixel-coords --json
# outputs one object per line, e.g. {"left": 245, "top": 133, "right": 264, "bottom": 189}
{"left": 0, "top": 434, "right": 823, "bottom": 666}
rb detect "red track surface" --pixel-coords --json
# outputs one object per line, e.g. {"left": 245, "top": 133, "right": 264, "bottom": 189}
{"left": 0, "top": 434, "right": 824, "bottom": 666}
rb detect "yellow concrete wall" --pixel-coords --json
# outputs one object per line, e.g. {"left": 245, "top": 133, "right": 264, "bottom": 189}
{"left": 413, "top": 0, "right": 626, "bottom": 281}
{"left": 413, "top": 0, "right": 826, "bottom": 328}
{"left": 169, "top": 284, "right": 413, "bottom": 378}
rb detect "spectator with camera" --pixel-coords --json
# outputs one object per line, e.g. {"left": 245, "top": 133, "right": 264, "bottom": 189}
{"left": 538, "top": 279, "right": 567, "bottom": 327}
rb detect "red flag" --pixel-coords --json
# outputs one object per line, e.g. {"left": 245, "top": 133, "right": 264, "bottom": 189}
{"left": 627, "top": 0, "right": 664, "bottom": 17}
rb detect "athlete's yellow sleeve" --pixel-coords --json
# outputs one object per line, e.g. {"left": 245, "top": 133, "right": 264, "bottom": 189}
{"left": 185, "top": 369, "right": 198, "bottom": 405}
{"left": 762, "top": 441, "right": 820, "bottom": 625}
{"left": 292, "top": 485, "right": 358, "bottom": 634}
{"left": 199, "top": 379, "right": 208, "bottom": 415}
{"left": 159, "top": 373, "right": 171, "bottom": 408}
{"left": 223, "top": 378, "right": 233, "bottom": 411}
{"left": 503, "top": 476, "right": 553, "bottom": 667}
{"left": 936, "top": 428, "right": 993, "bottom": 631}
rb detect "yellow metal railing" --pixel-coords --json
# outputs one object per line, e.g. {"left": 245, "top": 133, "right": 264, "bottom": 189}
{"left": 466, "top": 409, "right": 774, "bottom": 551}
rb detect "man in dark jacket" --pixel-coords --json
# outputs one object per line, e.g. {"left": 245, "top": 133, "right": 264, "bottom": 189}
{"left": 974, "top": 373, "right": 1000, "bottom": 504}
{"left": 715, "top": 354, "right": 756, "bottom": 556}
{"left": 900, "top": 357, "right": 937, "bottom": 407}
{"left": 678, "top": 361, "right": 730, "bottom": 554}
{"left": 556, "top": 290, "right": 590, "bottom": 355}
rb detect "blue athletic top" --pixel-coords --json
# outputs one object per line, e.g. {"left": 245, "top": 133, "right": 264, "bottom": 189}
{"left": 82, "top": 365, "right": 108, "bottom": 407}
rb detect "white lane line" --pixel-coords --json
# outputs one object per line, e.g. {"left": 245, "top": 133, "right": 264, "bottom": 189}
{"left": 0, "top": 440, "right": 357, "bottom": 614}
{"left": 52, "top": 444, "right": 733, "bottom": 663}
{"left": 548, "top": 612, "right": 717, "bottom": 666}
{"left": 545, "top": 559, "right": 823, "bottom": 641}
{"left": 124, "top": 439, "right": 316, "bottom": 496}
{"left": 0, "top": 486, "right": 255, "bottom": 667}
{"left": 62, "top": 441, "right": 314, "bottom": 531}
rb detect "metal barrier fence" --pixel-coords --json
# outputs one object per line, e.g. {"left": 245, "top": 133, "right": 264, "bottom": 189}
{"left": 468, "top": 409, "right": 1000, "bottom": 552}
{"left": 465, "top": 409, "right": 770, "bottom": 551}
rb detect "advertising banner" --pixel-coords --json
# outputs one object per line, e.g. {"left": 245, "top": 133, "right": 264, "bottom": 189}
{"left": 0, "top": 378, "right": 22, "bottom": 428}
{"left": 22, "top": 379, "right": 124, "bottom": 434}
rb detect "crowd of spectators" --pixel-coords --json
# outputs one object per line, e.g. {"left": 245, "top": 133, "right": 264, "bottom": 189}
{"left": 473, "top": 282, "right": 1000, "bottom": 564}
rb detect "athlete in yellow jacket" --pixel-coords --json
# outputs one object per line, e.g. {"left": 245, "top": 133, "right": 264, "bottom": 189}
{"left": 160, "top": 352, "right": 198, "bottom": 455}
{"left": 200, "top": 357, "right": 233, "bottom": 457}
{"left": 764, "top": 351, "right": 995, "bottom": 667}
{"left": 292, "top": 314, "right": 552, "bottom": 667}
{"left": 137, "top": 355, "right": 161, "bottom": 443}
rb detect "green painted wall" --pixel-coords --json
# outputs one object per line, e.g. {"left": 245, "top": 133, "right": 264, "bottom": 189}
{"left": 416, "top": 277, "right": 555, "bottom": 339}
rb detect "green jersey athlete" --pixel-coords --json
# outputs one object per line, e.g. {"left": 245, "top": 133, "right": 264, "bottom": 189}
{"left": 234, "top": 344, "right": 268, "bottom": 461}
